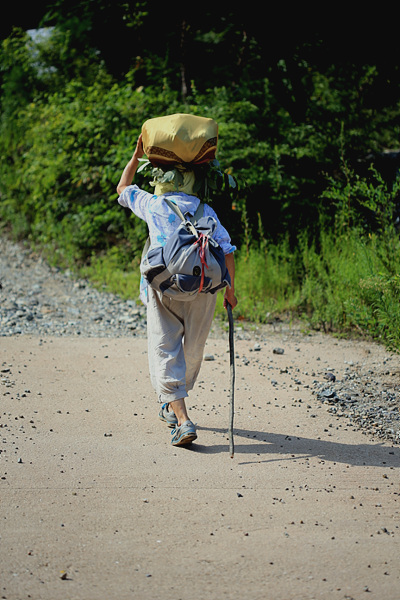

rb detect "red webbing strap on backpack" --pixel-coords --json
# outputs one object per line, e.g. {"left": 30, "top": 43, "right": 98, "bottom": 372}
{"left": 194, "top": 233, "right": 209, "bottom": 292}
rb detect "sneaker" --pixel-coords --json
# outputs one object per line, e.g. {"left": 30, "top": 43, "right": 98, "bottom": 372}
{"left": 171, "top": 420, "right": 197, "bottom": 446}
{"left": 159, "top": 402, "right": 178, "bottom": 428}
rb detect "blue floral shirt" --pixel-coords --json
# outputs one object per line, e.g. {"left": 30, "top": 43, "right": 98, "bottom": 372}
{"left": 118, "top": 184, "right": 236, "bottom": 304}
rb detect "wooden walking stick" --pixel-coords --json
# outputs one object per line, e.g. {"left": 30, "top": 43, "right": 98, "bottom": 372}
{"left": 227, "top": 302, "right": 235, "bottom": 458}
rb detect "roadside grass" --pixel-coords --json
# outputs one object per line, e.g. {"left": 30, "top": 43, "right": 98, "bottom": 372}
{"left": 78, "top": 228, "right": 400, "bottom": 352}
{"left": 79, "top": 246, "right": 141, "bottom": 302}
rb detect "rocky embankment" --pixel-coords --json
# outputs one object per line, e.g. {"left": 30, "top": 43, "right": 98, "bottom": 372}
{"left": 0, "top": 238, "right": 147, "bottom": 338}
{"left": 1, "top": 236, "right": 399, "bottom": 445}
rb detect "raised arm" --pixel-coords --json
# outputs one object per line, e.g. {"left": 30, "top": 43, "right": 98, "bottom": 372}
{"left": 116, "top": 134, "right": 144, "bottom": 195}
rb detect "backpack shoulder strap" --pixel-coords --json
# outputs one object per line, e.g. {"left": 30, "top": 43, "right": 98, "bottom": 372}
{"left": 191, "top": 201, "right": 204, "bottom": 223}
{"left": 163, "top": 197, "right": 186, "bottom": 222}
{"left": 142, "top": 200, "right": 205, "bottom": 259}
{"left": 163, "top": 197, "right": 205, "bottom": 224}
{"left": 141, "top": 235, "right": 151, "bottom": 262}
{"left": 163, "top": 197, "right": 204, "bottom": 237}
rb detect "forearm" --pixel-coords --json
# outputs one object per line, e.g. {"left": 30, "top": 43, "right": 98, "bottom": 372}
{"left": 225, "top": 252, "right": 235, "bottom": 292}
{"left": 116, "top": 134, "right": 144, "bottom": 195}
{"left": 224, "top": 252, "right": 238, "bottom": 308}
{"left": 116, "top": 155, "right": 140, "bottom": 195}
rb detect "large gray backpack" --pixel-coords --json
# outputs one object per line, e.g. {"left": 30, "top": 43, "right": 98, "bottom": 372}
{"left": 140, "top": 197, "right": 231, "bottom": 301}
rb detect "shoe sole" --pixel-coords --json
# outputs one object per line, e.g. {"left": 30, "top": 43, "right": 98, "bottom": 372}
{"left": 171, "top": 431, "right": 197, "bottom": 446}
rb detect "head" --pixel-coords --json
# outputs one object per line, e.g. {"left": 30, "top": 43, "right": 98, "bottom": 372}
{"left": 150, "top": 167, "right": 197, "bottom": 197}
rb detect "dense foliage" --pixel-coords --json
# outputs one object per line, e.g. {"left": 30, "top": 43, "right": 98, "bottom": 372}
{"left": 1, "top": 4, "right": 400, "bottom": 349}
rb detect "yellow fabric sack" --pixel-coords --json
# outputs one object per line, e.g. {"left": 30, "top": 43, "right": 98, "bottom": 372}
{"left": 142, "top": 113, "right": 218, "bottom": 167}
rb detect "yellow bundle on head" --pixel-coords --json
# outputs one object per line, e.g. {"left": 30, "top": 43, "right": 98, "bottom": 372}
{"left": 142, "top": 113, "right": 218, "bottom": 167}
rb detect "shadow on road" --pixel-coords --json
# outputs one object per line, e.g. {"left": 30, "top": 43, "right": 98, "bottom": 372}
{"left": 192, "top": 426, "right": 399, "bottom": 468}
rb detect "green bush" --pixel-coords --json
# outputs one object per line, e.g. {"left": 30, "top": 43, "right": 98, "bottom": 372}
{"left": 2, "top": 24, "right": 400, "bottom": 351}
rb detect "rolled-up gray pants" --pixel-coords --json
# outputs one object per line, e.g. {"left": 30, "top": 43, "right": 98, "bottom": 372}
{"left": 146, "top": 288, "right": 218, "bottom": 404}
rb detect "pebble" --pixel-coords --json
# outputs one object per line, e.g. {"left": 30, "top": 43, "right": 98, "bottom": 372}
{"left": 313, "top": 364, "right": 400, "bottom": 444}
{"left": 1, "top": 238, "right": 399, "bottom": 445}
{"left": 0, "top": 239, "right": 147, "bottom": 338}
{"left": 324, "top": 372, "right": 336, "bottom": 382}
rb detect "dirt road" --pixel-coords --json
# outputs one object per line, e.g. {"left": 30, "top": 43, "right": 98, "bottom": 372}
{"left": 1, "top": 329, "right": 399, "bottom": 600}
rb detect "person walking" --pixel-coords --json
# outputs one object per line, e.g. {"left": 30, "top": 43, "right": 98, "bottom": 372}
{"left": 116, "top": 125, "right": 237, "bottom": 447}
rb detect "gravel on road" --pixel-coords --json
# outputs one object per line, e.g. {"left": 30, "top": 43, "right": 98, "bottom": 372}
{"left": 1, "top": 236, "right": 399, "bottom": 445}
